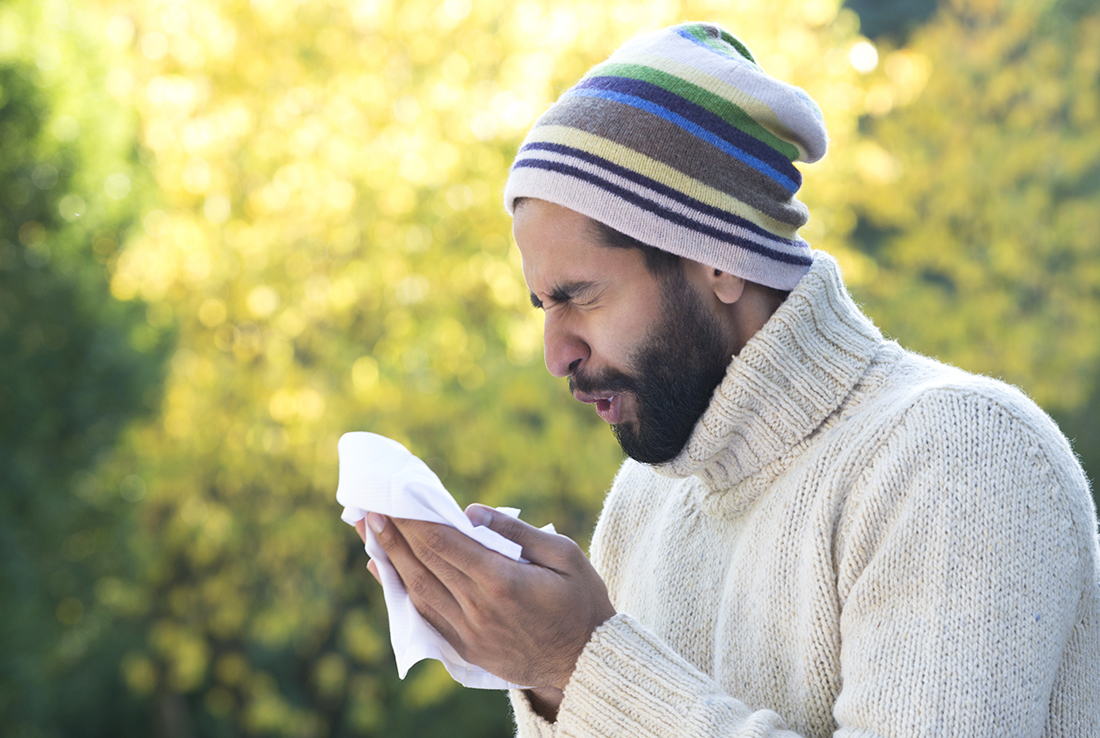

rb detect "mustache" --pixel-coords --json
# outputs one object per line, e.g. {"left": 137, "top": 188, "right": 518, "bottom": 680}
{"left": 569, "top": 366, "right": 636, "bottom": 396}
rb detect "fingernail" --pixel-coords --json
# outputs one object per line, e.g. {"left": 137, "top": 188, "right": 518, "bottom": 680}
{"left": 467, "top": 505, "right": 490, "bottom": 527}
{"left": 366, "top": 512, "right": 385, "bottom": 534}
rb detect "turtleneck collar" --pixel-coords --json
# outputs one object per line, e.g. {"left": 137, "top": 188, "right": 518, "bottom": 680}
{"left": 653, "top": 251, "right": 883, "bottom": 493}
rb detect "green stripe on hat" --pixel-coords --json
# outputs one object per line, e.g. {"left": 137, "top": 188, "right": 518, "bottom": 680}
{"left": 682, "top": 23, "right": 757, "bottom": 65}
{"left": 588, "top": 62, "right": 801, "bottom": 161}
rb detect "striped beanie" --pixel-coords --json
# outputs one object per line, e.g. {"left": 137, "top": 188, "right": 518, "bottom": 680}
{"left": 504, "top": 22, "right": 828, "bottom": 291}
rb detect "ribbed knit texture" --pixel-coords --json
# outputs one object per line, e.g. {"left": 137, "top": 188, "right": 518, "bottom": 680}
{"left": 503, "top": 23, "right": 828, "bottom": 291}
{"left": 510, "top": 253, "right": 1100, "bottom": 737}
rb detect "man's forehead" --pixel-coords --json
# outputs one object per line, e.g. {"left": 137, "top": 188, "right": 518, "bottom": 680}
{"left": 515, "top": 212, "right": 656, "bottom": 303}
{"left": 513, "top": 198, "right": 598, "bottom": 239}
{"left": 514, "top": 201, "right": 601, "bottom": 264}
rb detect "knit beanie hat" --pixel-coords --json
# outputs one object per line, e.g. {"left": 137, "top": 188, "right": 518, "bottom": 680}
{"left": 503, "top": 22, "right": 828, "bottom": 291}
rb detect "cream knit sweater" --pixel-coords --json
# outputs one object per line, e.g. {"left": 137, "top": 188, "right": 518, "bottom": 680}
{"left": 510, "top": 253, "right": 1100, "bottom": 737}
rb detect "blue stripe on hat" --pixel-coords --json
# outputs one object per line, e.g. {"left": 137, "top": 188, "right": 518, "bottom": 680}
{"left": 576, "top": 75, "right": 801, "bottom": 184}
{"left": 562, "top": 86, "right": 801, "bottom": 195}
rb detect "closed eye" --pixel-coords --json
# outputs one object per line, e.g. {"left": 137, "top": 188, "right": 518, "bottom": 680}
{"left": 530, "top": 280, "right": 600, "bottom": 311}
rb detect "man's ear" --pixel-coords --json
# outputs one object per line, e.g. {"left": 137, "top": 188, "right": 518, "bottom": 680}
{"left": 682, "top": 260, "right": 746, "bottom": 304}
{"left": 710, "top": 268, "right": 745, "bottom": 305}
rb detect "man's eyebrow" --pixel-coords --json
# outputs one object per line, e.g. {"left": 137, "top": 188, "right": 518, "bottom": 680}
{"left": 529, "top": 280, "right": 599, "bottom": 309}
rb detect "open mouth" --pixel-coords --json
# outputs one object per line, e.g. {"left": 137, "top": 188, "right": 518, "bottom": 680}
{"left": 575, "top": 391, "right": 622, "bottom": 425}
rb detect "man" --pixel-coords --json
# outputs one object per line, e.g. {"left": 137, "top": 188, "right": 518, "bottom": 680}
{"left": 358, "top": 22, "right": 1100, "bottom": 736}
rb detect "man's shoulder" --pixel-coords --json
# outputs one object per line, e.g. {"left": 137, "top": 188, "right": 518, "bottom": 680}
{"left": 837, "top": 349, "right": 1097, "bottom": 575}
{"left": 856, "top": 345, "right": 1088, "bottom": 491}
{"left": 865, "top": 346, "right": 1062, "bottom": 443}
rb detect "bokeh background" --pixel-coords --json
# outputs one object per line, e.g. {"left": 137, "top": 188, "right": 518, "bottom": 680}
{"left": 2, "top": 0, "right": 1098, "bottom": 735}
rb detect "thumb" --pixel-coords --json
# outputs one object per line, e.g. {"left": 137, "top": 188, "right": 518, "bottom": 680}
{"left": 465, "top": 504, "right": 568, "bottom": 567}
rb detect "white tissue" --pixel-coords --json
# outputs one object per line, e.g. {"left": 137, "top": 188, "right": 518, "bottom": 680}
{"left": 336, "top": 431, "right": 532, "bottom": 690}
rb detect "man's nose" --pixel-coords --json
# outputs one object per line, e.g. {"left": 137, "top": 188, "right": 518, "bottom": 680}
{"left": 543, "top": 314, "right": 589, "bottom": 378}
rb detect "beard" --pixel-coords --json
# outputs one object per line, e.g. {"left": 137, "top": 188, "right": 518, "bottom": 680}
{"left": 569, "top": 269, "right": 733, "bottom": 465}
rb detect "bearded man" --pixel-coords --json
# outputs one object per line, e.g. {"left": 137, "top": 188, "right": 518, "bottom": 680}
{"left": 359, "top": 22, "right": 1100, "bottom": 737}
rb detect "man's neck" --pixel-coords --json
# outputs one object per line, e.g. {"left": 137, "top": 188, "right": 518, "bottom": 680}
{"left": 728, "top": 282, "right": 789, "bottom": 357}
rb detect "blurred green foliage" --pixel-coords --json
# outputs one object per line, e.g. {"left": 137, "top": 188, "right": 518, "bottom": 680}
{"left": 0, "top": 0, "right": 171, "bottom": 733}
{"left": 848, "top": 0, "right": 1100, "bottom": 412}
{"left": 843, "top": 0, "right": 1100, "bottom": 476}
{"left": 1, "top": 0, "right": 1096, "bottom": 736}
{"left": 842, "top": 0, "right": 938, "bottom": 41}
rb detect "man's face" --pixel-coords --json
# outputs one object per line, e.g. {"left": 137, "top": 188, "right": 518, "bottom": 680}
{"left": 513, "top": 199, "right": 734, "bottom": 464}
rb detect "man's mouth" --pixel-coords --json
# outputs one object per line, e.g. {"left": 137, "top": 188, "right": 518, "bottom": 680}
{"left": 574, "top": 391, "right": 622, "bottom": 425}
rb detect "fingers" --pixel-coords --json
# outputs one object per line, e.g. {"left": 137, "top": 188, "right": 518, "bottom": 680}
{"left": 465, "top": 504, "right": 575, "bottom": 571}
{"left": 359, "top": 516, "right": 469, "bottom": 652}
{"left": 360, "top": 507, "right": 614, "bottom": 689}
{"left": 367, "top": 513, "right": 510, "bottom": 598}
{"left": 403, "top": 519, "right": 485, "bottom": 578}
{"left": 370, "top": 514, "right": 466, "bottom": 623}
{"left": 361, "top": 528, "right": 453, "bottom": 643}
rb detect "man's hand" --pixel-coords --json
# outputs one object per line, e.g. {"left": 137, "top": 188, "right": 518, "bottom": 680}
{"left": 354, "top": 505, "right": 615, "bottom": 697}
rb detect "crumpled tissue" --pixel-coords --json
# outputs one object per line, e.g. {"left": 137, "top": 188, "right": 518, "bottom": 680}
{"left": 336, "top": 431, "right": 542, "bottom": 690}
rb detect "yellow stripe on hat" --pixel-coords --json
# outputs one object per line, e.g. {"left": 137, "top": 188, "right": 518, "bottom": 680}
{"left": 524, "top": 124, "right": 801, "bottom": 240}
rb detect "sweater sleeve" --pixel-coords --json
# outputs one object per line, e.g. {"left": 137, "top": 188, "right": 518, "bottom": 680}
{"left": 516, "top": 613, "right": 804, "bottom": 737}
{"left": 511, "top": 387, "right": 1099, "bottom": 738}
